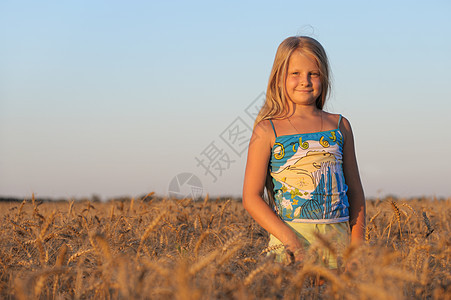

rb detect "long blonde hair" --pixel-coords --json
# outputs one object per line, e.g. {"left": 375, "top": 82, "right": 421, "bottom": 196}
{"left": 256, "top": 36, "right": 331, "bottom": 208}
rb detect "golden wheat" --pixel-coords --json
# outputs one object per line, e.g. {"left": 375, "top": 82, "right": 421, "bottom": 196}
{"left": 0, "top": 195, "right": 449, "bottom": 299}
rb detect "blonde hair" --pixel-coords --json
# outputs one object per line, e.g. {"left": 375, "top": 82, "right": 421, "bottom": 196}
{"left": 256, "top": 36, "right": 331, "bottom": 208}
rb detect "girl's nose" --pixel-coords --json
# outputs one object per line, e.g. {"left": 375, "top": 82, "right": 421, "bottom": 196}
{"left": 300, "top": 76, "right": 310, "bottom": 86}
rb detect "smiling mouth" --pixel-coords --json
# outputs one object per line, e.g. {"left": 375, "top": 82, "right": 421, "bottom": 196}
{"left": 295, "top": 90, "right": 313, "bottom": 92}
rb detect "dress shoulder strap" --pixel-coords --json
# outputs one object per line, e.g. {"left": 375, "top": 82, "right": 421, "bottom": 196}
{"left": 268, "top": 119, "right": 277, "bottom": 137}
{"left": 337, "top": 114, "right": 343, "bottom": 129}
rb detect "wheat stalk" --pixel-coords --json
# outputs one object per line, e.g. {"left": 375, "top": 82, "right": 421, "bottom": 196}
{"left": 201, "top": 193, "right": 209, "bottom": 210}
{"left": 390, "top": 200, "right": 402, "bottom": 238}
{"left": 142, "top": 259, "right": 170, "bottom": 277}
{"left": 422, "top": 211, "right": 434, "bottom": 237}
{"left": 141, "top": 211, "right": 165, "bottom": 241}
{"left": 68, "top": 200, "right": 75, "bottom": 218}
{"left": 129, "top": 197, "right": 135, "bottom": 215}
{"left": 260, "top": 244, "right": 285, "bottom": 255}
{"left": 53, "top": 244, "right": 68, "bottom": 299}
{"left": 0, "top": 256, "right": 6, "bottom": 273}
{"left": 365, "top": 226, "right": 371, "bottom": 241}
{"left": 369, "top": 210, "right": 381, "bottom": 224}
{"left": 35, "top": 239, "right": 46, "bottom": 266}
{"left": 136, "top": 211, "right": 166, "bottom": 259}
{"left": 401, "top": 202, "right": 417, "bottom": 216}
{"left": 221, "top": 232, "right": 243, "bottom": 252}
{"left": 93, "top": 234, "right": 112, "bottom": 262}
{"left": 74, "top": 262, "right": 84, "bottom": 300}
{"left": 355, "top": 281, "right": 395, "bottom": 300}
{"left": 312, "top": 231, "right": 337, "bottom": 258}
{"left": 189, "top": 249, "right": 220, "bottom": 275}
{"left": 217, "top": 199, "right": 231, "bottom": 228}
{"left": 68, "top": 249, "right": 94, "bottom": 264}
{"left": 217, "top": 244, "right": 242, "bottom": 266}
{"left": 194, "top": 229, "right": 211, "bottom": 256}
{"left": 15, "top": 199, "right": 26, "bottom": 222}
{"left": 196, "top": 214, "right": 203, "bottom": 230}
{"left": 243, "top": 260, "right": 271, "bottom": 286}
{"left": 30, "top": 267, "right": 67, "bottom": 298}
{"left": 342, "top": 242, "right": 359, "bottom": 264}
{"left": 141, "top": 191, "right": 155, "bottom": 201}
{"left": 293, "top": 263, "right": 345, "bottom": 291}
{"left": 109, "top": 204, "right": 115, "bottom": 221}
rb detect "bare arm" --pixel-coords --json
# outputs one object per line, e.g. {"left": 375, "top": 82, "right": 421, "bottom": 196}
{"left": 242, "top": 120, "right": 304, "bottom": 254}
{"left": 340, "top": 117, "right": 366, "bottom": 244}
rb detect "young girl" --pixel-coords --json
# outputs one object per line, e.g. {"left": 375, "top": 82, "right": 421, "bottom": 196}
{"left": 242, "top": 36, "right": 366, "bottom": 268}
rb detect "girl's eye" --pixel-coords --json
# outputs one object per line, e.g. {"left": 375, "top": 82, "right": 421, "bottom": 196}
{"left": 310, "top": 72, "right": 320, "bottom": 77}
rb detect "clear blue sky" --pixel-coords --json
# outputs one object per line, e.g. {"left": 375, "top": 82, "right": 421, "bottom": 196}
{"left": 1, "top": 0, "right": 450, "bottom": 200}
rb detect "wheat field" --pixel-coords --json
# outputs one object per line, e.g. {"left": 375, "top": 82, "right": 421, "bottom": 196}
{"left": 0, "top": 194, "right": 449, "bottom": 299}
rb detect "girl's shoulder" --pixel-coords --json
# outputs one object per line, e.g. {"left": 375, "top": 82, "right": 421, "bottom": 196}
{"left": 329, "top": 113, "right": 353, "bottom": 143}
{"left": 254, "top": 119, "right": 275, "bottom": 136}
{"left": 320, "top": 112, "right": 354, "bottom": 142}
{"left": 322, "top": 112, "right": 351, "bottom": 128}
{"left": 252, "top": 119, "right": 277, "bottom": 147}
{"left": 322, "top": 111, "right": 341, "bottom": 123}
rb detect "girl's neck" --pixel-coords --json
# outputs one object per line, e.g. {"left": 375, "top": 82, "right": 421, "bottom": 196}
{"left": 287, "top": 104, "right": 322, "bottom": 119}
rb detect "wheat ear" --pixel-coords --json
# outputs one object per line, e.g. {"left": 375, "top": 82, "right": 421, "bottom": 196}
{"left": 260, "top": 244, "right": 285, "bottom": 255}
{"left": 422, "top": 211, "right": 434, "bottom": 237}
{"left": 136, "top": 211, "right": 166, "bottom": 259}
{"left": 243, "top": 261, "right": 271, "bottom": 286}
{"left": 189, "top": 249, "right": 220, "bottom": 275}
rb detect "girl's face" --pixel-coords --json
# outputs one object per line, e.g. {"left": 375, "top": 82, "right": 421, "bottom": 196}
{"left": 285, "top": 50, "right": 322, "bottom": 107}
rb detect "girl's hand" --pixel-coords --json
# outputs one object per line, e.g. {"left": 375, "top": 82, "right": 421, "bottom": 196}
{"left": 284, "top": 238, "right": 305, "bottom": 262}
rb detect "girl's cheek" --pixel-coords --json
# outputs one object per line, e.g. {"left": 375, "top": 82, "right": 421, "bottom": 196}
{"left": 286, "top": 77, "right": 297, "bottom": 87}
